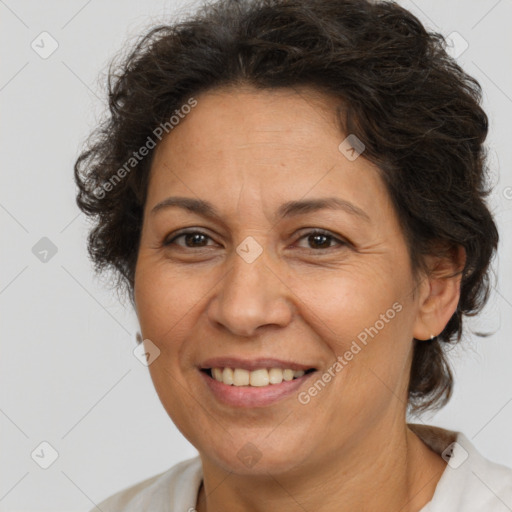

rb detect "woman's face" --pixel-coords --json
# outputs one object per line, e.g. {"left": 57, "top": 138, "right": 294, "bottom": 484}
{"left": 134, "top": 86, "right": 429, "bottom": 475}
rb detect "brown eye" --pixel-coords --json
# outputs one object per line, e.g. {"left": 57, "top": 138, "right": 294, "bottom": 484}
{"left": 164, "top": 230, "right": 214, "bottom": 248}
{"left": 295, "top": 230, "right": 347, "bottom": 250}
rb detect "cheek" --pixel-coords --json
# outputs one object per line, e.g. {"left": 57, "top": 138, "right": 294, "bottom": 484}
{"left": 134, "top": 258, "right": 206, "bottom": 343}
{"left": 290, "top": 264, "right": 413, "bottom": 392}
{"left": 305, "top": 299, "right": 413, "bottom": 445}
{"left": 134, "top": 260, "right": 205, "bottom": 428}
{"left": 288, "top": 261, "right": 403, "bottom": 338}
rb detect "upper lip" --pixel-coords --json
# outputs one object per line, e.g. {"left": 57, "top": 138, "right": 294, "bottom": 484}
{"left": 199, "top": 357, "right": 317, "bottom": 372}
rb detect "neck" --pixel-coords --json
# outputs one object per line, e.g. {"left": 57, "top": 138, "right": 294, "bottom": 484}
{"left": 195, "top": 422, "right": 447, "bottom": 512}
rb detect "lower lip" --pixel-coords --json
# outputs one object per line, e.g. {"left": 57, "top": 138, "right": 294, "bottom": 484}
{"left": 200, "top": 370, "right": 315, "bottom": 407}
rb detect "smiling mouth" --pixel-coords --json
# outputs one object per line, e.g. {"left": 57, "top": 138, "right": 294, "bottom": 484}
{"left": 202, "top": 367, "right": 316, "bottom": 387}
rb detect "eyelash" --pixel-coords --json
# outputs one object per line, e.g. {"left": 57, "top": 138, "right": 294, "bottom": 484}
{"left": 163, "top": 229, "right": 349, "bottom": 252}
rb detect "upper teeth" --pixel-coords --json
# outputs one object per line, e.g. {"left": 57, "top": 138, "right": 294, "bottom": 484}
{"left": 211, "top": 367, "right": 306, "bottom": 387}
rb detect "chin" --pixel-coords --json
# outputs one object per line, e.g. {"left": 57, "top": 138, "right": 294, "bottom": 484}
{"left": 200, "top": 435, "right": 314, "bottom": 476}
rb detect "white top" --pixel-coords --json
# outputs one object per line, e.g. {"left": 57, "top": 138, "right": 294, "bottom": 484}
{"left": 92, "top": 424, "right": 512, "bottom": 511}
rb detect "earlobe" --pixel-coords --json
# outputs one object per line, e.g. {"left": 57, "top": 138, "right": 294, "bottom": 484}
{"left": 412, "top": 245, "right": 466, "bottom": 341}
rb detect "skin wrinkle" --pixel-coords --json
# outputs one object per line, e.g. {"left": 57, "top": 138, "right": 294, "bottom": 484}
{"left": 133, "top": 86, "right": 462, "bottom": 512}
{"left": 69, "top": 3, "right": 501, "bottom": 508}
{"left": 72, "top": 0, "right": 498, "bottom": 419}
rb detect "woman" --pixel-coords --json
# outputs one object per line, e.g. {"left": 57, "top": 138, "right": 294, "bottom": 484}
{"left": 74, "top": 0, "right": 512, "bottom": 510}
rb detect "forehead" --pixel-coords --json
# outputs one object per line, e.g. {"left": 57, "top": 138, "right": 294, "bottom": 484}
{"left": 154, "top": 85, "right": 342, "bottom": 156}
{"left": 146, "top": 86, "right": 392, "bottom": 222}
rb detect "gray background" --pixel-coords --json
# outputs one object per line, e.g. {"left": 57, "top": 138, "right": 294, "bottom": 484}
{"left": 1, "top": 0, "right": 511, "bottom": 510}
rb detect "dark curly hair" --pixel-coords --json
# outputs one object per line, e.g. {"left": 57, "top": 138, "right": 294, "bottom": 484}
{"left": 74, "top": 0, "right": 499, "bottom": 414}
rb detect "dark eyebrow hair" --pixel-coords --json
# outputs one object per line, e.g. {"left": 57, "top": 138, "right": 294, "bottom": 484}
{"left": 150, "top": 196, "right": 371, "bottom": 223}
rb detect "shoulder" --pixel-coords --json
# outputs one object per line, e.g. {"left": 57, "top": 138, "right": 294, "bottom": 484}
{"left": 409, "top": 424, "right": 512, "bottom": 511}
{"left": 90, "top": 455, "right": 203, "bottom": 512}
{"left": 458, "top": 433, "right": 512, "bottom": 511}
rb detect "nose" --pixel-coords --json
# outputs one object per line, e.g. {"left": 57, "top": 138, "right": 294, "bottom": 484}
{"left": 207, "top": 247, "right": 294, "bottom": 338}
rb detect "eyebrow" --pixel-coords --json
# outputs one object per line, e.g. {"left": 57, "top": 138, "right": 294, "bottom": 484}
{"left": 150, "top": 196, "right": 371, "bottom": 223}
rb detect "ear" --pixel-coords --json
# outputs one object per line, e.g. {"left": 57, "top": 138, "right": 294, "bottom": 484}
{"left": 412, "top": 245, "right": 466, "bottom": 341}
